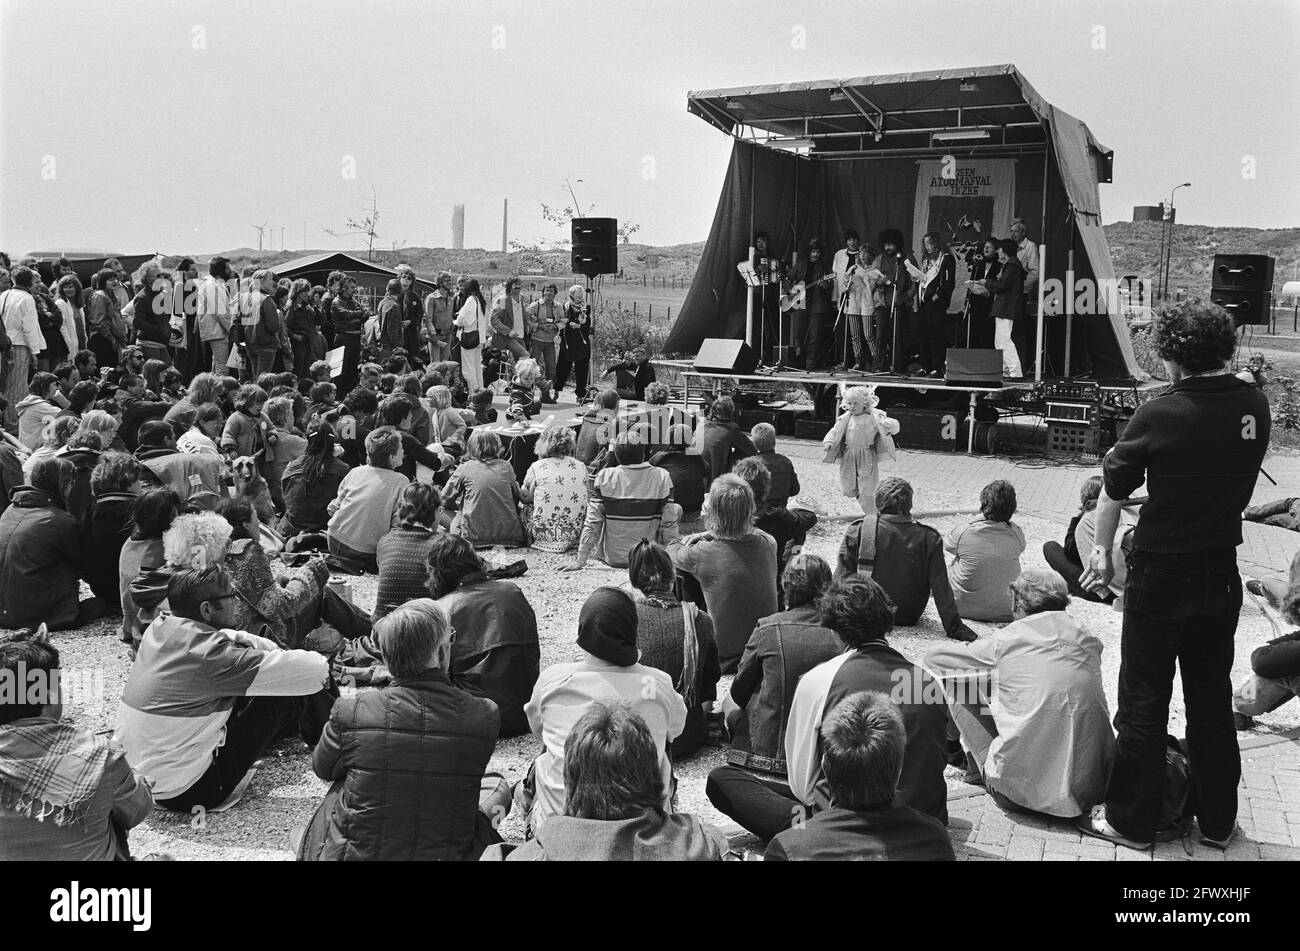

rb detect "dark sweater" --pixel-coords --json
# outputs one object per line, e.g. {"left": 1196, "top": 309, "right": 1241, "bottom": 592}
{"left": 1104, "top": 374, "right": 1269, "bottom": 554}
{"left": 766, "top": 804, "right": 954, "bottom": 861}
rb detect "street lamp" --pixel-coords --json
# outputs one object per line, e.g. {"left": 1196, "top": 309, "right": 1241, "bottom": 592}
{"left": 1162, "top": 182, "right": 1191, "bottom": 300}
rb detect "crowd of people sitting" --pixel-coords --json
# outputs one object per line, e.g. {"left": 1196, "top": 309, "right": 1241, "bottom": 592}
{"left": 0, "top": 277, "right": 1288, "bottom": 862}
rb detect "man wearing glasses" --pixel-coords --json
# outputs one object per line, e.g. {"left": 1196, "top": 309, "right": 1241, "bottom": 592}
{"left": 115, "top": 565, "right": 335, "bottom": 812}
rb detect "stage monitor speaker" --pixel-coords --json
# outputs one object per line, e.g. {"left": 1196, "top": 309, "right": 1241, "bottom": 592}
{"left": 1211, "top": 254, "right": 1274, "bottom": 291}
{"left": 1209, "top": 288, "right": 1272, "bottom": 325}
{"left": 572, "top": 217, "right": 618, "bottom": 276}
{"left": 694, "top": 338, "right": 759, "bottom": 375}
{"left": 944, "top": 348, "right": 1003, "bottom": 387}
{"left": 889, "top": 407, "right": 996, "bottom": 454}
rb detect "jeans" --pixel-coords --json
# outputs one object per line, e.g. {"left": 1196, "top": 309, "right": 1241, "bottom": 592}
{"left": 208, "top": 338, "right": 231, "bottom": 375}
{"left": 1104, "top": 548, "right": 1244, "bottom": 842}
{"left": 1243, "top": 497, "right": 1300, "bottom": 531}
{"left": 995, "top": 318, "right": 1023, "bottom": 376}
{"left": 705, "top": 765, "right": 804, "bottom": 841}
{"left": 530, "top": 340, "right": 557, "bottom": 388}
{"left": 1042, "top": 540, "right": 1114, "bottom": 604}
{"left": 428, "top": 334, "right": 454, "bottom": 366}
{"left": 157, "top": 691, "right": 334, "bottom": 812}
{"left": 248, "top": 348, "right": 277, "bottom": 378}
{"left": 1233, "top": 673, "right": 1300, "bottom": 718}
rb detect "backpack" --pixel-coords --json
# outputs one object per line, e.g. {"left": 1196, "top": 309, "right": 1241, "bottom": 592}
{"left": 1154, "top": 735, "right": 1195, "bottom": 842}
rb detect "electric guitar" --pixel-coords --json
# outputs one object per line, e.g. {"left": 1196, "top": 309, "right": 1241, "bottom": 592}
{"left": 780, "top": 273, "right": 836, "bottom": 312}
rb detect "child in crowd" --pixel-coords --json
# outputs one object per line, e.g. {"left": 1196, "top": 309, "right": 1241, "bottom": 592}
{"left": 177, "top": 403, "right": 225, "bottom": 456}
{"left": 307, "top": 382, "right": 338, "bottom": 423}
{"left": 470, "top": 388, "right": 497, "bottom": 426}
{"left": 821, "top": 384, "right": 899, "bottom": 516}
{"left": 508, "top": 358, "right": 543, "bottom": 421}
{"left": 435, "top": 361, "right": 469, "bottom": 408}
{"left": 220, "top": 384, "right": 276, "bottom": 459}
{"left": 427, "top": 385, "right": 467, "bottom": 455}
{"left": 750, "top": 422, "right": 799, "bottom": 509}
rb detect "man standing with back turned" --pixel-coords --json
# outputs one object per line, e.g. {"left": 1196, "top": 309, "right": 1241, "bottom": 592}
{"left": 1078, "top": 302, "right": 1269, "bottom": 851}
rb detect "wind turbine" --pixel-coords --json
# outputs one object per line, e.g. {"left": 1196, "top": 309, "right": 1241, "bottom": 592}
{"left": 252, "top": 222, "right": 269, "bottom": 253}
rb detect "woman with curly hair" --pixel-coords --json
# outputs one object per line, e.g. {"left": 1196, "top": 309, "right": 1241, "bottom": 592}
{"left": 83, "top": 452, "right": 143, "bottom": 610}
{"left": 373, "top": 482, "right": 443, "bottom": 621}
{"left": 520, "top": 425, "right": 588, "bottom": 552}
{"left": 215, "top": 496, "right": 330, "bottom": 647}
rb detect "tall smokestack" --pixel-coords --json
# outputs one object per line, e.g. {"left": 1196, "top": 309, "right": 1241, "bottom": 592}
{"left": 501, "top": 198, "right": 508, "bottom": 253}
{"left": 451, "top": 204, "right": 465, "bottom": 250}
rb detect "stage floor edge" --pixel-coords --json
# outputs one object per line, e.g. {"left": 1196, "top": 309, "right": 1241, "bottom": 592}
{"left": 653, "top": 360, "right": 1031, "bottom": 395}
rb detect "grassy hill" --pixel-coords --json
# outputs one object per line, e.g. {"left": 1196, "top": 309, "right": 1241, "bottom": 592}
{"left": 1106, "top": 221, "right": 1300, "bottom": 297}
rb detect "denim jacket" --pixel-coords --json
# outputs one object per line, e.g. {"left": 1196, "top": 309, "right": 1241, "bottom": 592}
{"left": 725, "top": 604, "right": 844, "bottom": 776}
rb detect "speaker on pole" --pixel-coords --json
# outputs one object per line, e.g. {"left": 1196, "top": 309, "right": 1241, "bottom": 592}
{"left": 694, "top": 338, "right": 759, "bottom": 374}
{"left": 1211, "top": 253, "right": 1274, "bottom": 326}
{"left": 572, "top": 217, "right": 618, "bottom": 276}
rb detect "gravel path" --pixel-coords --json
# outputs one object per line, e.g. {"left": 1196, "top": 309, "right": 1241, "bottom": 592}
{"left": 26, "top": 438, "right": 1297, "bottom": 859}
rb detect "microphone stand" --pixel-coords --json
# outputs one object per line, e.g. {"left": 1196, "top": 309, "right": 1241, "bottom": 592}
{"left": 888, "top": 253, "right": 902, "bottom": 375}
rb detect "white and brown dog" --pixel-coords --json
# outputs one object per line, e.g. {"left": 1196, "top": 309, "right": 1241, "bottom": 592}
{"left": 231, "top": 455, "right": 277, "bottom": 526}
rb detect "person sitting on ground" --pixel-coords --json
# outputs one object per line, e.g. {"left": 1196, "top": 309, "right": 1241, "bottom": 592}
{"left": 113, "top": 374, "right": 170, "bottom": 452}
{"left": 484, "top": 703, "right": 724, "bottom": 862}
{"left": 1244, "top": 496, "right": 1300, "bottom": 532}
{"left": 220, "top": 384, "right": 275, "bottom": 459}
{"left": 298, "top": 597, "right": 508, "bottom": 861}
{"left": 924, "top": 569, "right": 1114, "bottom": 817}
{"left": 59, "top": 429, "right": 103, "bottom": 527}
{"left": 732, "top": 456, "right": 818, "bottom": 604}
{"left": 707, "top": 574, "right": 948, "bottom": 841}
{"left": 426, "top": 534, "right": 540, "bottom": 738}
{"left": 0, "top": 629, "right": 154, "bottom": 861}
{"left": 765, "top": 691, "right": 955, "bottom": 861}
{"left": 327, "top": 426, "right": 408, "bottom": 573}
{"left": 82, "top": 451, "right": 142, "bottom": 612}
{"left": 176, "top": 403, "right": 225, "bottom": 456}
{"left": 216, "top": 496, "right": 330, "bottom": 648}
{"left": 574, "top": 388, "right": 620, "bottom": 465}
{"left": 469, "top": 387, "right": 497, "bottom": 426}
{"left": 279, "top": 419, "right": 350, "bottom": 538}
{"left": 376, "top": 395, "right": 449, "bottom": 482}
{"left": 442, "top": 429, "right": 525, "bottom": 548}
{"left": 944, "top": 479, "right": 1027, "bottom": 622}
{"left": 328, "top": 387, "right": 378, "bottom": 468}
{"left": 79, "top": 407, "right": 127, "bottom": 454}
{"left": 750, "top": 422, "right": 800, "bottom": 509}
{"left": 625, "top": 540, "right": 721, "bottom": 759}
{"left": 394, "top": 373, "right": 432, "bottom": 445}
{"left": 57, "top": 379, "right": 100, "bottom": 424}
{"left": 507, "top": 357, "right": 543, "bottom": 421}
{"left": 22, "top": 416, "right": 79, "bottom": 480}
{"left": 718, "top": 553, "right": 844, "bottom": 781}
{"left": 669, "top": 474, "right": 778, "bottom": 674}
{"left": 520, "top": 424, "right": 588, "bottom": 553}
{"left": 690, "top": 396, "right": 757, "bottom": 482}
{"left": 373, "top": 482, "right": 443, "bottom": 621}
{"left": 0, "top": 417, "right": 23, "bottom": 518}
{"left": 15, "top": 372, "right": 64, "bottom": 451}
{"left": 639, "top": 381, "right": 692, "bottom": 455}
{"left": 263, "top": 395, "right": 309, "bottom": 513}
{"left": 134, "top": 419, "right": 225, "bottom": 511}
{"left": 565, "top": 435, "right": 680, "bottom": 571}
{"left": 306, "top": 381, "right": 338, "bottom": 425}
{"left": 1043, "top": 476, "right": 1113, "bottom": 603}
{"left": 836, "top": 477, "right": 977, "bottom": 642}
{"left": 163, "top": 371, "right": 221, "bottom": 431}
{"left": 116, "top": 565, "right": 334, "bottom": 812}
{"left": 118, "top": 488, "right": 181, "bottom": 650}
{"left": 0, "top": 457, "right": 103, "bottom": 631}
{"left": 1234, "top": 551, "right": 1300, "bottom": 730}
{"left": 426, "top": 384, "right": 467, "bottom": 455}
{"left": 649, "top": 423, "right": 706, "bottom": 522}
{"left": 520, "top": 587, "right": 686, "bottom": 836}
{"left": 604, "top": 347, "right": 657, "bottom": 402}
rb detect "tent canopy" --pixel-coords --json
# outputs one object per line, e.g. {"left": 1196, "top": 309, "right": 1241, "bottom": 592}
{"left": 21, "top": 250, "right": 156, "bottom": 286}
{"left": 668, "top": 64, "right": 1141, "bottom": 380}
{"left": 272, "top": 251, "right": 437, "bottom": 296}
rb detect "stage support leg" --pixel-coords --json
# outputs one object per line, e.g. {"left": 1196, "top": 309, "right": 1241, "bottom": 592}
{"left": 1034, "top": 243, "right": 1046, "bottom": 383}
{"left": 746, "top": 245, "right": 756, "bottom": 350}
{"left": 1065, "top": 250, "right": 1074, "bottom": 379}
{"left": 967, "top": 392, "right": 977, "bottom": 454}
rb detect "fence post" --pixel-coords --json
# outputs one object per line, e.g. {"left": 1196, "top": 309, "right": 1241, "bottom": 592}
{"left": 633, "top": 301, "right": 638, "bottom": 316}
{"left": 668, "top": 306, "right": 672, "bottom": 321}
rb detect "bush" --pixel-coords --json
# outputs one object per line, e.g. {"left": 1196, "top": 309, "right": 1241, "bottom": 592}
{"left": 1129, "top": 324, "right": 1168, "bottom": 382}
{"left": 592, "top": 303, "right": 668, "bottom": 369}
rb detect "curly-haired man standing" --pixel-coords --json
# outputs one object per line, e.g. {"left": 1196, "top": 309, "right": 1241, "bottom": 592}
{"left": 1078, "top": 302, "right": 1269, "bottom": 850}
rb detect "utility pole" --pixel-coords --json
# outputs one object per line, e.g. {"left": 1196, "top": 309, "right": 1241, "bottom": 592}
{"left": 502, "top": 198, "right": 508, "bottom": 253}
{"left": 280, "top": 227, "right": 285, "bottom": 251}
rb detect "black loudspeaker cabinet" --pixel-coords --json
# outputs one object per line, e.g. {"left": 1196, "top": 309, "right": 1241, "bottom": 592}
{"left": 944, "top": 348, "right": 1004, "bottom": 386}
{"left": 738, "top": 409, "right": 780, "bottom": 432}
{"left": 795, "top": 417, "right": 834, "bottom": 440}
{"left": 572, "top": 217, "right": 618, "bottom": 276}
{"left": 1212, "top": 254, "right": 1274, "bottom": 291}
{"left": 694, "top": 338, "right": 759, "bottom": 374}
{"left": 889, "top": 406, "right": 997, "bottom": 454}
{"left": 1209, "top": 288, "right": 1272, "bottom": 326}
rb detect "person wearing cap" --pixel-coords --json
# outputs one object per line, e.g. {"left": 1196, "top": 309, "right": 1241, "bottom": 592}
{"left": 924, "top": 569, "right": 1114, "bottom": 817}
{"left": 519, "top": 586, "right": 686, "bottom": 836}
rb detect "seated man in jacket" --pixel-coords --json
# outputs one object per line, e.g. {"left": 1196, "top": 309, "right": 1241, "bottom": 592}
{"left": 299, "top": 598, "right": 508, "bottom": 861}
{"left": 115, "top": 565, "right": 334, "bottom": 812}
{"left": 766, "top": 691, "right": 954, "bottom": 861}
{"left": 603, "top": 347, "right": 656, "bottom": 401}
{"left": 1235, "top": 550, "right": 1300, "bottom": 729}
{"left": 565, "top": 436, "right": 681, "bottom": 570}
{"left": 648, "top": 424, "right": 706, "bottom": 521}
{"left": 689, "top": 396, "right": 756, "bottom": 481}
{"left": 376, "top": 395, "right": 451, "bottom": 482}
{"left": 574, "top": 388, "right": 620, "bottom": 465}
{"left": 836, "top": 477, "right": 977, "bottom": 643}
{"left": 134, "top": 420, "right": 226, "bottom": 511}
{"left": 483, "top": 703, "right": 724, "bottom": 862}
{"left": 707, "top": 573, "right": 948, "bottom": 841}
{"left": 0, "top": 629, "right": 155, "bottom": 861}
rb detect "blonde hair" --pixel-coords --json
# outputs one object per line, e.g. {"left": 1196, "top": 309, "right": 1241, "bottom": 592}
{"left": 79, "top": 409, "right": 119, "bottom": 438}
{"left": 704, "top": 474, "right": 755, "bottom": 539}
{"left": 514, "top": 358, "right": 541, "bottom": 383}
{"left": 843, "top": 385, "right": 878, "bottom": 409}
{"left": 162, "top": 513, "right": 233, "bottom": 570}
{"left": 426, "top": 385, "right": 452, "bottom": 411}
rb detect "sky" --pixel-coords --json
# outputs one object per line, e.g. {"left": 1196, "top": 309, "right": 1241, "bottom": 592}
{"left": 1, "top": 0, "right": 1296, "bottom": 258}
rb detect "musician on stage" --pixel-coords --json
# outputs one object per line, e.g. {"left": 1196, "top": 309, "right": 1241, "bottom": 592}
{"left": 832, "top": 229, "right": 873, "bottom": 370}
{"left": 963, "top": 238, "right": 999, "bottom": 349}
{"left": 867, "top": 229, "right": 916, "bottom": 373}
{"left": 783, "top": 238, "right": 834, "bottom": 370}
{"left": 913, "top": 232, "right": 956, "bottom": 378}
{"left": 752, "top": 230, "right": 784, "bottom": 363}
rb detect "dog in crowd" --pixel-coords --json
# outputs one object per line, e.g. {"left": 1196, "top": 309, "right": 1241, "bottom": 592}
{"left": 231, "top": 455, "right": 277, "bottom": 526}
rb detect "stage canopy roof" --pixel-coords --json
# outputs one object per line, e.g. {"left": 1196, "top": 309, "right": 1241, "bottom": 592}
{"left": 668, "top": 64, "right": 1143, "bottom": 381}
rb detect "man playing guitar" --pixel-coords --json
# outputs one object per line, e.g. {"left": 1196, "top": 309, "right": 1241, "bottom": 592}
{"left": 782, "top": 238, "right": 835, "bottom": 370}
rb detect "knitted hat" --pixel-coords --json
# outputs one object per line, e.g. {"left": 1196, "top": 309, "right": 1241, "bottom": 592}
{"left": 576, "top": 587, "right": 639, "bottom": 667}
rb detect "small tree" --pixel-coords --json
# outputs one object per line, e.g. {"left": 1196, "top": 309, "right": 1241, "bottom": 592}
{"left": 326, "top": 187, "right": 383, "bottom": 261}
